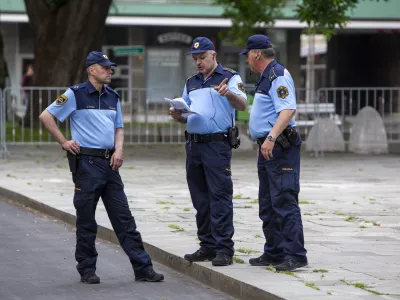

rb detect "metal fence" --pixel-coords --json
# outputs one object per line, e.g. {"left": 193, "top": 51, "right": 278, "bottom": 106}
{"left": 1, "top": 86, "right": 400, "bottom": 158}
{"left": 114, "top": 87, "right": 187, "bottom": 144}
{"left": 316, "top": 87, "right": 400, "bottom": 144}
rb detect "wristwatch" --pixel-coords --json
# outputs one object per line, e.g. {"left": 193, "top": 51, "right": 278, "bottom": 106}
{"left": 266, "top": 135, "right": 276, "bottom": 142}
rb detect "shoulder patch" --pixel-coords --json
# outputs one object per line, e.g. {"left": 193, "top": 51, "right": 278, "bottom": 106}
{"left": 277, "top": 86, "right": 289, "bottom": 99}
{"left": 105, "top": 86, "right": 120, "bottom": 99}
{"left": 223, "top": 67, "right": 238, "bottom": 75}
{"left": 238, "top": 82, "right": 246, "bottom": 93}
{"left": 55, "top": 94, "right": 68, "bottom": 105}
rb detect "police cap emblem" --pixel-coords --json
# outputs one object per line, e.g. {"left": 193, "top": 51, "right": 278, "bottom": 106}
{"left": 194, "top": 42, "right": 199, "bottom": 49}
{"left": 56, "top": 94, "right": 68, "bottom": 105}
{"left": 277, "top": 86, "right": 289, "bottom": 99}
{"left": 103, "top": 54, "right": 109, "bottom": 59}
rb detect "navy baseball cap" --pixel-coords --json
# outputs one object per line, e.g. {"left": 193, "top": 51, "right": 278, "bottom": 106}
{"left": 239, "top": 34, "right": 272, "bottom": 55}
{"left": 85, "top": 51, "right": 117, "bottom": 68}
{"left": 187, "top": 37, "right": 215, "bottom": 54}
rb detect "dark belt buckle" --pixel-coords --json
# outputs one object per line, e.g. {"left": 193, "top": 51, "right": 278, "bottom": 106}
{"left": 105, "top": 149, "right": 110, "bottom": 159}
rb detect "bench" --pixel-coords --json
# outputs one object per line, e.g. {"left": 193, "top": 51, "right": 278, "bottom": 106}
{"left": 296, "top": 103, "right": 342, "bottom": 127}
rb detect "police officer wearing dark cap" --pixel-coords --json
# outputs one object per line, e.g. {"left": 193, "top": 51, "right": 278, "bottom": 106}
{"left": 39, "top": 51, "right": 164, "bottom": 284}
{"left": 240, "top": 35, "right": 308, "bottom": 271}
{"left": 170, "top": 37, "right": 247, "bottom": 266}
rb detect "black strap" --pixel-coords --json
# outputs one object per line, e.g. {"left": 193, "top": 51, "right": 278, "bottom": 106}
{"left": 185, "top": 132, "right": 227, "bottom": 143}
{"left": 80, "top": 147, "right": 114, "bottom": 159}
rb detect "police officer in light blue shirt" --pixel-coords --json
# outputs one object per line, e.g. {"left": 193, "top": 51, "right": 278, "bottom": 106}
{"left": 170, "top": 37, "right": 247, "bottom": 266}
{"left": 39, "top": 51, "right": 164, "bottom": 284}
{"left": 240, "top": 35, "right": 308, "bottom": 271}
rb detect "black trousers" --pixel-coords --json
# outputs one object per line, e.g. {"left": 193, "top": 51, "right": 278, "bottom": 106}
{"left": 72, "top": 154, "right": 152, "bottom": 276}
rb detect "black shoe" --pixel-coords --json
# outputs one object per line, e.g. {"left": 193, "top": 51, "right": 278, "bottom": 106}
{"left": 80, "top": 273, "right": 100, "bottom": 284}
{"left": 249, "top": 253, "right": 280, "bottom": 266}
{"left": 212, "top": 253, "right": 233, "bottom": 266}
{"left": 184, "top": 249, "right": 216, "bottom": 262}
{"left": 275, "top": 258, "right": 308, "bottom": 271}
{"left": 135, "top": 269, "right": 164, "bottom": 282}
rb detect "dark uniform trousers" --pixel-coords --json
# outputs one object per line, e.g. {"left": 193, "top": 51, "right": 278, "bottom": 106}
{"left": 257, "top": 139, "right": 307, "bottom": 262}
{"left": 186, "top": 140, "right": 234, "bottom": 257}
{"left": 72, "top": 154, "right": 152, "bottom": 276}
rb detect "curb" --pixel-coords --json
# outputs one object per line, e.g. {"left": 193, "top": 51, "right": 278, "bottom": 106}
{"left": 0, "top": 186, "right": 284, "bottom": 300}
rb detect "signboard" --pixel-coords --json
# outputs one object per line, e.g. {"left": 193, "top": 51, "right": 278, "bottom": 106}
{"left": 157, "top": 32, "right": 192, "bottom": 44}
{"left": 113, "top": 46, "right": 144, "bottom": 57}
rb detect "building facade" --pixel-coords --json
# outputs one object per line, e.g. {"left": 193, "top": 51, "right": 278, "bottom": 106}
{"left": 1, "top": 0, "right": 400, "bottom": 105}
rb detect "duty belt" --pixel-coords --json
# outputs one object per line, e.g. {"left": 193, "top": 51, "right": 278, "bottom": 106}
{"left": 79, "top": 147, "right": 114, "bottom": 159}
{"left": 185, "top": 131, "right": 227, "bottom": 143}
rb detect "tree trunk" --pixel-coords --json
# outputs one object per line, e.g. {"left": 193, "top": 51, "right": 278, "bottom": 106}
{"left": 24, "top": 0, "right": 112, "bottom": 126}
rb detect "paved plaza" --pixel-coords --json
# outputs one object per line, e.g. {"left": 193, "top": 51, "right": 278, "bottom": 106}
{"left": 1, "top": 145, "right": 400, "bottom": 300}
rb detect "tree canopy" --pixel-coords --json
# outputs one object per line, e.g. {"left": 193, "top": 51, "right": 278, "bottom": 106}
{"left": 214, "top": 0, "right": 387, "bottom": 45}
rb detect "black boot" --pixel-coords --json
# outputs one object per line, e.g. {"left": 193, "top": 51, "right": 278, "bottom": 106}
{"left": 135, "top": 269, "right": 164, "bottom": 282}
{"left": 212, "top": 253, "right": 233, "bottom": 266}
{"left": 80, "top": 273, "right": 100, "bottom": 284}
{"left": 184, "top": 249, "right": 216, "bottom": 262}
{"left": 249, "top": 253, "right": 280, "bottom": 266}
{"left": 275, "top": 258, "right": 308, "bottom": 271}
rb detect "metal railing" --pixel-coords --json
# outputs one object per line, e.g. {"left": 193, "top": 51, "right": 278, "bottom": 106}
{"left": 0, "top": 90, "right": 6, "bottom": 157}
{"left": 2, "top": 87, "right": 70, "bottom": 146}
{"left": 114, "top": 87, "right": 187, "bottom": 144}
{"left": 1, "top": 86, "right": 400, "bottom": 157}
{"left": 316, "top": 87, "right": 400, "bottom": 143}
{"left": 0, "top": 87, "right": 188, "bottom": 150}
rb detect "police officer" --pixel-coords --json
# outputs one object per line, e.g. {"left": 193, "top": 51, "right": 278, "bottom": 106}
{"left": 39, "top": 51, "right": 164, "bottom": 283}
{"left": 239, "top": 35, "right": 308, "bottom": 271}
{"left": 170, "top": 37, "right": 247, "bottom": 266}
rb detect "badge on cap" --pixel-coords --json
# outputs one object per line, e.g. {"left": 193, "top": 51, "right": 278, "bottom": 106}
{"left": 56, "top": 94, "right": 68, "bottom": 105}
{"left": 103, "top": 54, "right": 109, "bottom": 59}
{"left": 194, "top": 42, "right": 199, "bottom": 49}
{"left": 277, "top": 86, "right": 289, "bottom": 99}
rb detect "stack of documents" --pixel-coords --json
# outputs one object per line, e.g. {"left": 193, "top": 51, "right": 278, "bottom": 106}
{"left": 165, "top": 97, "right": 197, "bottom": 116}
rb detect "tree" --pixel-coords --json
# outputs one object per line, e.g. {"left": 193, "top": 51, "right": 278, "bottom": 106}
{"left": 24, "top": 0, "right": 112, "bottom": 125}
{"left": 214, "top": 0, "right": 386, "bottom": 45}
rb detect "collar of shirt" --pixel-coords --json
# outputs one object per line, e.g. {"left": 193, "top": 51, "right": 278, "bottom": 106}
{"left": 84, "top": 80, "right": 110, "bottom": 95}
{"left": 195, "top": 63, "right": 224, "bottom": 81}
{"left": 256, "top": 60, "right": 278, "bottom": 88}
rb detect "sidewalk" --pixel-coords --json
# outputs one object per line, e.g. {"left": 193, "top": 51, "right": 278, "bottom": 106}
{"left": 1, "top": 145, "right": 400, "bottom": 300}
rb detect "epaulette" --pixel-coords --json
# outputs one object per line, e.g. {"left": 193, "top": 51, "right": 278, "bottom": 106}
{"left": 186, "top": 73, "right": 197, "bottom": 82}
{"left": 105, "top": 86, "right": 120, "bottom": 99}
{"left": 223, "top": 67, "right": 238, "bottom": 75}
{"left": 268, "top": 67, "right": 278, "bottom": 82}
{"left": 70, "top": 84, "right": 85, "bottom": 91}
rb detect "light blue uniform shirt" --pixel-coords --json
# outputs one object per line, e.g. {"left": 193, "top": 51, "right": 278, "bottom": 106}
{"left": 182, "top": 64, "right": 247, "bottom": 134}
{"left": 46, "top": 81, "right": 123, "bottom": 149}
{"left": 249, "top": 61, "right": 296, "bottom": 139}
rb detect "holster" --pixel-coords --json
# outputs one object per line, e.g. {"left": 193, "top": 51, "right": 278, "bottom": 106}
{"left": 275, "top": 134, "right": 291, "bottom": 149}
{"left": 283, "top": 126, "right": 299, "bottom": 145}
{"left": 66, "top": 152, "right": 79, "bottom": 173}
{"left": 228, "top": 126, "right": 241, "bottom": 149}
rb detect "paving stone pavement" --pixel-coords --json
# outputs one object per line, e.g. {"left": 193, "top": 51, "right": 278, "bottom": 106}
{"left": 1, "top": 145, "right": 400, "bottom": 300}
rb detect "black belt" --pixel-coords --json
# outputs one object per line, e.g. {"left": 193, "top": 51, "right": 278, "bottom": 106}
{"left": 185, "top": 131, "right": 227, "bottom": 143}
{"left": 80, "top": 147, "right": 114, "bottom": 159}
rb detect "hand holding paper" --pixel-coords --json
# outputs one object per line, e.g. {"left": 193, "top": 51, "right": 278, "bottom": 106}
{"left": 165, "top": 98, "right": 196, "bottom": 114}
